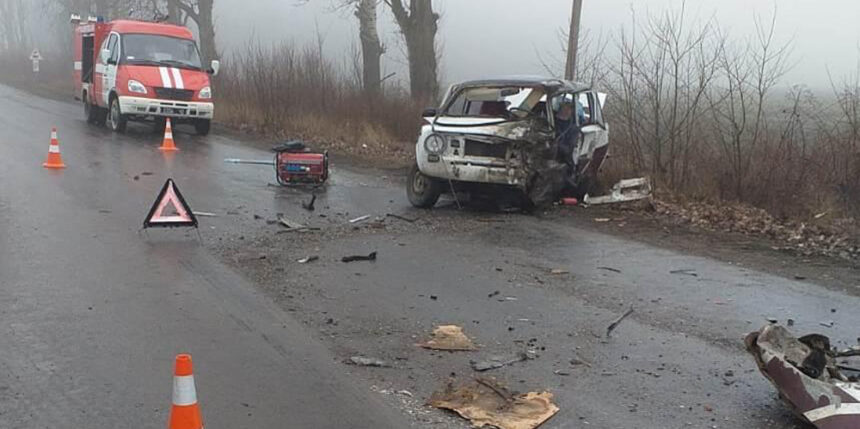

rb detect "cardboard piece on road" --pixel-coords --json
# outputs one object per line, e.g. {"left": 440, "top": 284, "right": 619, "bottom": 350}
{"left": 430, "top": 377, "right": 559, "bottom": 429}
{"left": 144, "top": 179, "right": 198, "bottom": 228}
{"left": 419, "top": 325, "right": 477, "bottom": 351}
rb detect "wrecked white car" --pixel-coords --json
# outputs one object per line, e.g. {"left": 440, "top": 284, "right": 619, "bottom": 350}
{"left": 407, "top": 77, "right": 609, "bottom": 208}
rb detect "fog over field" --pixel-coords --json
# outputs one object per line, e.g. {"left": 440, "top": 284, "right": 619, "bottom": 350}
{"left": 215, "top": 0, "right": 860, "bottom": 89}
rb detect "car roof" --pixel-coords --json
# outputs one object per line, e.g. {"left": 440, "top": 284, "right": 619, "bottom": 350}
{"left": 454, "top": 75, "right": 591, "bottom": 94}
{"left": 108, "top": 19, "right": 194, "bottom": 39}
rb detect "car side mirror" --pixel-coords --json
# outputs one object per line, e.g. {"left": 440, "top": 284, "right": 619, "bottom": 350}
{"left": 208, "top": 60, "right": 220, "bottom": 76}
{"left": 422, "top": 107, "right": 438, "bottom": 117}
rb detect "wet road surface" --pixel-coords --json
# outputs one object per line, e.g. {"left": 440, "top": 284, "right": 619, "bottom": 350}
{"left": 0, "top": 85, "right": 409, "bottom": 428}
{"left": 2, "top": 83, "right": 856, "bottom": 428}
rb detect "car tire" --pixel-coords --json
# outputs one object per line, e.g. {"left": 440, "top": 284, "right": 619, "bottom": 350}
{"left": 195, "top": 119, "right": 211, "bottom": 136}
{"left": 407, "top": 163, "right": 442, "bottom": 208}
{"left": 108, "top": 96, "right": 127, "bottom": 133}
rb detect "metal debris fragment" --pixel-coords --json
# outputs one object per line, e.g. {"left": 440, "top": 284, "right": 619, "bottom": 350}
{"left": 606, "top": 307, "right": 634, "bottom": 338}
{"left": 297, "top": 256, "right": 319, "bottom": 264}
{"left": 584, "top": 177, "right": 652, "bottom": 205}
{"left": 341, "top": 252, "right": 377, "bottom": 263}
{"left": 746, "top": 324, "right": 860, "bottom": 428}
{"left": 347, "top": 356, "right": 390, "bottom": 367}
{"left": 470, "top": 353, "right": 531, "bottom": 372}
{"left": 349, "top": 215, "right": 371, "bottom": 224}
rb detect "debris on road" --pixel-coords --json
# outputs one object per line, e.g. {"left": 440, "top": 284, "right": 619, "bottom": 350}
{"left": 193, "top": 211, "right": 218, "bottom": 218}
{"left": 429, "top": 377, "right": 559, "bottom": 429}
{"left": 550, "top": 269, "right": 569, "bottom": 275}
{"left": 347, "top": 356, "right": 391, "bottom": 368}
{"left": 470, "top": 353, "right": 531, "bottom": 372}
{"left": 606, "top": 307, "right": 634, "bottom": 338}
{"left": 224, "top": 158, "right": 276, "bottom": 166}
{"left": 419, "top": 325, "right": 477, "bottom": 351}
{"left": 277, "top": 214, "right": 307, "bottom": 231}
{"left": 302, "top": 194, "right": 316, "bottom": 211}
{"left": 341, "top": 252, "right": 377, "bottom": 263}
{"left": 670, "top": 269, "right": 698, "bottom": 277}
{"left": 349, "top": 215, "right": 371, "bottom": 224}
{"left": 561, "top": 198, "right": 578, "bottom": 206}
{"left": 746, "top": 324, "right": 860, "bottom": 428}
{"left": 386, "top": 213, "right": 419, "bottom": 223}
{"left": 297, "top": 256, "right": 319, "bottom": 264}
{"left": 584, "top": 177, "right": 652, "bottom": 205}
{"left": 597, "top": 266, "right": 621, "bottom": 273}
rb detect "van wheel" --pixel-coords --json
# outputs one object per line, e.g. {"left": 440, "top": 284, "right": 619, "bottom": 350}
{"left": 195, "top": 119, "right": 211, "bottom": 136}
{"left": 108, "top": 96, "right": 127, "bottom": 133}
{"left": 84, "top": 95, "right": 106, "bottom": 125}
{"left": 407, "top": 163, "right": 442, "bottom": 208}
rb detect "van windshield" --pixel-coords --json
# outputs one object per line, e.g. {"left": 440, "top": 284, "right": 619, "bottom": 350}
{"left": 121, "top": 34, "right": 202, "bottom": 70}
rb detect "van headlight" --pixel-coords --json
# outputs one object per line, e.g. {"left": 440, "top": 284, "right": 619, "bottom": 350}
{"left": 199, "top": 86, "right": 212, "bottom": 99}
{"left": 128, "top": 80, "right": 147, "bottom": 94}
{"left": 424, "top": 134, "right": 447, "bottom": 154}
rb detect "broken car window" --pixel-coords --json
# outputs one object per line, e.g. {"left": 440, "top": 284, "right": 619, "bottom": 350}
{"left": 443, "top": 87, "right": 547, "bottom": 119}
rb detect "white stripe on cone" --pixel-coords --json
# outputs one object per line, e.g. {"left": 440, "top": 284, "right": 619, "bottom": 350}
{"left": 49, "top": 145, "right": 60, "bottom": 153}
{"left": 165, "top": 133, "right": 173, "bottom": 139}
{"left": 172, "top": 375, "right": 198, "bottom": 406}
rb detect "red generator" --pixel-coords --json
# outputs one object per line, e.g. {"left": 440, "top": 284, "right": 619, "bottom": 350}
{"left": 274, "top": 141, "right": 329, "bottom": 185}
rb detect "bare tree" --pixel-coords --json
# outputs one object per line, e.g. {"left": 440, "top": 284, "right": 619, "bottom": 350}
{"left": 166, "top": 0, "right": 218, "bottom": 62}
{"left": 383, "top": 0, "right": 438, "bottom": 103}
{"left": 706, "top": 10, "right": 792, "bottom": 199}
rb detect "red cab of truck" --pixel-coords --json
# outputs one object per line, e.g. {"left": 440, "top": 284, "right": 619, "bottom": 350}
{"left": 72, "top": 15, "right": 219, "bottom": 135}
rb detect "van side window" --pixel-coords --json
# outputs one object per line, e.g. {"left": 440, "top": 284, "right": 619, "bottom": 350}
{"left": 107, "top": 34, "right": 120, "bottom": 63}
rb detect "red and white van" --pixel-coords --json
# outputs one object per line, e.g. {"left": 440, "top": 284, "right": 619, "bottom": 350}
{"left": 72, "top": 16, "right": 219, "bottom": 135}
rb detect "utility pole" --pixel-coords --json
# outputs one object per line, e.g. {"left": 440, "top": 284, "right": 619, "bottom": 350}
{"left": 564, "top": 0, "right": 583, "bottom": 80}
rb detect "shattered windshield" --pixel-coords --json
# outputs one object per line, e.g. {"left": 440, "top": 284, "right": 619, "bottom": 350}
{"left": 443, "top": 86, "right": 547, "bottom": 120}
{"left": 121, "top": 34, "right": 202, "bottom": 70}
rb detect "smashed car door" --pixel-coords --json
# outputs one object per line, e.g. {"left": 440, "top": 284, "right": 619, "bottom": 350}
{"left": 574, "top": 91, "right": 609, "bottom": 183}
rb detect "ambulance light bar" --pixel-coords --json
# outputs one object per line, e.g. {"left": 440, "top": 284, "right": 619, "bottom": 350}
{"left": 70, "top": 13, "right": 81, "bottom": 24}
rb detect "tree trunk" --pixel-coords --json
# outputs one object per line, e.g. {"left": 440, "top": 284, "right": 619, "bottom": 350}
{"left": 388, "top": 0, "right": 438, "bottom": 104}
{"left": 564, "top": 0, "right": 583, "bottom": 80}
{"left": 196, "top": 0, "right": 218, "bottom": 63}
{"left": 356, "top": 0, "right": 383, "bottom": 95}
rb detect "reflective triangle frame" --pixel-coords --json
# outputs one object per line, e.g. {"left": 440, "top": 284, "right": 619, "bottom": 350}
{"left": 143, "top": 179, "right": 198, "bottom": 229}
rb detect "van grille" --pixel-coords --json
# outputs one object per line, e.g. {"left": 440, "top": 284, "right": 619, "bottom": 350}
{"left": 154, "top": 87, "right": 194, "bottom": 101}
{"left": 464, "top": 139, "right": 507, "bottom": 158}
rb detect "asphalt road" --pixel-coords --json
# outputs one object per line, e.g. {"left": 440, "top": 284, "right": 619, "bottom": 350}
{"left": 2, "top": 84, "right": 858, "bottom": 429}
{"left": 0, "top": 85, "right": 410, "bottom": 428}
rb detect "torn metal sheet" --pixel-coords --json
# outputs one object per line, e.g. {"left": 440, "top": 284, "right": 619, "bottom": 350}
{"left": 429, "top": 377, "right": 559, "bottom": 429}
{"left": 746, "top": 324, "right": 860, "bottom": 428}
{"left": 584, "top": 177, "right": 652, "bottom": 205}
{"left": 419, "top": 325, "right": 477, "bottom": 351}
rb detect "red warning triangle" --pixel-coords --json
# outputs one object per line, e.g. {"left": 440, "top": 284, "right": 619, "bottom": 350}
{"left": 143, "top": 179, "right": 198, "bottom": 228}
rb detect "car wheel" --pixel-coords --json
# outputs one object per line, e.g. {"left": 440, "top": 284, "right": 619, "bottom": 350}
{"left": 108, "top": 96, "right": 127, "bottom": 133}
{"left": 194, "top": 119, "right": 211, "bottom": 136}
{"left": 407, "top": 163, "right": 442, "bottom": 208}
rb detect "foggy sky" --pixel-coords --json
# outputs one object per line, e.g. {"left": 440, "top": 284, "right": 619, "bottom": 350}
{"left": 215, "top": 0, "right": 860, "bottom": 90}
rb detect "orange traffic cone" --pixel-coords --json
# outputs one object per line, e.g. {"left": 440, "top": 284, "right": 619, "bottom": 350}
{"left": 168, "top": 354, "right": 203, "bottom": 429}
{"left": 159, "top": 118, "right": 179, "bottom": 152}
{"left": 43, "top": 127, "right": 66, "bottom": 169}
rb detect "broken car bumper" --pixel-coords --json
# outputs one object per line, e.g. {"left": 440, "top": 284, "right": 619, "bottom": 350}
{"left": 119, "top": 96, "right": 214, "bottom": 119}
{"left": 419, "top": 157, "right": 525, "bottom": 187}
